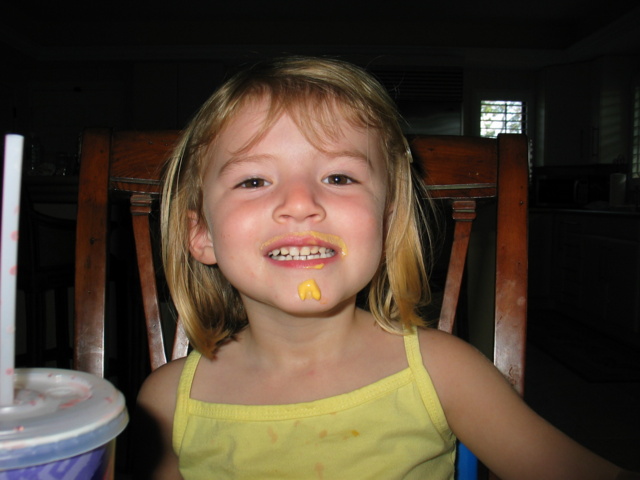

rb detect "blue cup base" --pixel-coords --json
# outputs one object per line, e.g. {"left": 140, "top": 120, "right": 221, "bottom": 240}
{"left": 0, "top": 440, "right": 115, "bottom": 480}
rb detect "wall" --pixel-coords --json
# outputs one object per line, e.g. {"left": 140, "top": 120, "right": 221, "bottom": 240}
{"left": 4, "top": 54, "right": 638, "bottom": 171}
{"left": 131, "top": 62, "right": 226, "bottom": 130}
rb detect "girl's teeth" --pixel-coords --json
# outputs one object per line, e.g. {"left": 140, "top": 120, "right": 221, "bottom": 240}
{"left": 268, "top": 245, "right": 335, "bottom": 261}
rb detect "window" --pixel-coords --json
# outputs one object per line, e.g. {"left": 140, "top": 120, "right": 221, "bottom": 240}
{"left": 480, "top": 100, "right": 526, "bottom": 138}
{"left": 632, "top": 84, "right": 640, "bottom": 180}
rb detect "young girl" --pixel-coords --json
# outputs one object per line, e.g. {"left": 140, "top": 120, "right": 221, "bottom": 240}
{"left": 137, "top": 56, "right": 638, "bottom": 479}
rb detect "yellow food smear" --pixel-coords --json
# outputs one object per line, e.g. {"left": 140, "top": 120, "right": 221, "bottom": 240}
{"left": 298, "top": 279, "right": 321, "bottom": 301}
{"left": 309, "top": 231, "right": 348, "bottom": 257}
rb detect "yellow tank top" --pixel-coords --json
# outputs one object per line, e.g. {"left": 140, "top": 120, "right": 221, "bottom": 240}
{"left": 173, "top": 329, "right": 456, "bottom": 479}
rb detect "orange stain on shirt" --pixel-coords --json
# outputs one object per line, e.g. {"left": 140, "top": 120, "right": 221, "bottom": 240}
{"left": 343, "top": 429, "right": 360, "bottom": 440}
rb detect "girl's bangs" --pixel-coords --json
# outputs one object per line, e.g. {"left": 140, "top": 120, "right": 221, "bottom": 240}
{"left": 224, "top": 88, "right": 382, "bottom": 157}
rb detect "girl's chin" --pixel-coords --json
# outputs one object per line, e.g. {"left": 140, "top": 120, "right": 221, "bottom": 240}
{"left": 242, "top": 292, "right": 357, "bottom": 317}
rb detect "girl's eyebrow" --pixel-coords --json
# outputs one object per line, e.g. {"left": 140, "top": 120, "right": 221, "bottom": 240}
{"left": 324, "top": 150, "right": 372, "bottom": 166}
{"left": 217, "top": 154, "right": 274, "bottom": 175}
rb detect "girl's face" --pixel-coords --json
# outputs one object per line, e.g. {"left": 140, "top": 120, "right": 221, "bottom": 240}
{"left": 190, "top": 98, "right": 388, "bottom": 319}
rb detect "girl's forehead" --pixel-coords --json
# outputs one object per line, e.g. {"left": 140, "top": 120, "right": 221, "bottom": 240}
{"left": 213, "top": 96, "right": 382, "bottom": 157}
{"left": 219, "top": 99, "right": 271, "bottom": 147}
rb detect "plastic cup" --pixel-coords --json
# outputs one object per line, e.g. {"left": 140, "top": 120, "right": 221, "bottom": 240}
{"left": 0, "top": 368, "right": 128, "bottom": 479}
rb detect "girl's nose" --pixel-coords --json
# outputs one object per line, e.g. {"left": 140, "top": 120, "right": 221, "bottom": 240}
{"left": 273, "top": 181, "right": 326, "bottom": 224}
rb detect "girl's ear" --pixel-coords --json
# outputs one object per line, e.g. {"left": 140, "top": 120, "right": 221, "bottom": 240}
{"left": 188, "top": 211, "right": 217, "bottom": 265}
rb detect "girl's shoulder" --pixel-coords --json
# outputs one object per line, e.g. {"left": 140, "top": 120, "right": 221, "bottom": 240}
{"left": 416, "top": 325, "right": 484, "bottom": 367}
{"left": 137, "top": 356, "right": 188, "bottom": 421}
{"left": 415, "top": 327, "right": 511, "bottom": 415}
{"left": 416, "top": 325, "right": 496, "bottom": 368}
{"left": 135, "top": 356, "right": 189, "bottom": 478}
{"left": 141, "top": 355, "right": 189, "bottom": 391}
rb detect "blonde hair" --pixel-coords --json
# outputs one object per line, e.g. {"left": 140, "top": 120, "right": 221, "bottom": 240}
{"left": 162, "top": 56, "right": 433, "bottom": 357}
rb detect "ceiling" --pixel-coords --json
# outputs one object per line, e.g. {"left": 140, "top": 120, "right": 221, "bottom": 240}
{"left": 2, "top": 1, "right": 640, "bottom": 67}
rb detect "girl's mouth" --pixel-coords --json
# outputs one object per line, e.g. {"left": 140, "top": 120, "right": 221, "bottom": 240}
{"left": 261, "top": 231, "right": 347, "bottom": 263}
{"left": 267, "top": 245, "right": 336, "bottom": 261}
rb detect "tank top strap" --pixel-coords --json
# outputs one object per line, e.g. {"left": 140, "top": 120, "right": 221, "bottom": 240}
{"left": 403, "top": 328, "right": 451, "bottom": 438}
{"left": 173, "top": 349, "right": 202, "bottom": 454}
{"left": 403, "top": 327, "right": 424, "bottom": 371}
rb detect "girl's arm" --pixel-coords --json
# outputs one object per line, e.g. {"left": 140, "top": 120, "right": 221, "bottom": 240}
{"left": 134, "top": 358, "right": 186, "bottom": 480}
{"left": 419, "top": 328, "right": 638, "bottom": 480}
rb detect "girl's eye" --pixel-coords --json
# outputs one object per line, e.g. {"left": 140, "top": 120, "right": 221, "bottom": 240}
{"left": 323, "top": 174, "right": 355, "bottom": 186}
{"left": 236, "top": 178, "right": 270, "bottom": 189}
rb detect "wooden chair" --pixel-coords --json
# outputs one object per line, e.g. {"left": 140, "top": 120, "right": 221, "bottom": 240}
{"left": 410, "top": 133, "right": 529, "bottom": 396}
{"left": 74, "top": 129, "right": 528, "bottom": 478}
{"left": 74, "top": 128, "right": 188, "bottom": 379}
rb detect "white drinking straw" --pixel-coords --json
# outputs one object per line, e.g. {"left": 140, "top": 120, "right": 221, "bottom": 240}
{"left": 0, "top": 134, "right": 24, "bottom": 407}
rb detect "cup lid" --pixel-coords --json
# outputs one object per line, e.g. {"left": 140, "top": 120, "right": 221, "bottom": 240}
{"left": 0, "top": 368, "right": 128, "bottom": 470}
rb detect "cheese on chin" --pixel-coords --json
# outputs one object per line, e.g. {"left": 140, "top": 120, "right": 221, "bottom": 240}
{"left": 297, "top": 279, "right": 321, "bottom": 301}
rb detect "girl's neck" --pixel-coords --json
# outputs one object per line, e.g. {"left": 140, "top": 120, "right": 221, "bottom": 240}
{"left": 235, "top": 300, "right": 367, "bottom": 372}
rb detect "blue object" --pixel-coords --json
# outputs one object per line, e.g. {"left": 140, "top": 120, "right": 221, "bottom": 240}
{"left": 455, "top": 442, "right": 478, "bottom": 480}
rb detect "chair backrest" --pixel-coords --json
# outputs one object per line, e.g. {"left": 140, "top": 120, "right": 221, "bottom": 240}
{"left": 411, "top": 133, "right": 529, "bottom": 395}
{"left": 75, "top": 129, "right": 529, "bottom": 399}
{"left": 74, "top": 128, "right": 188, "bottom": 378}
